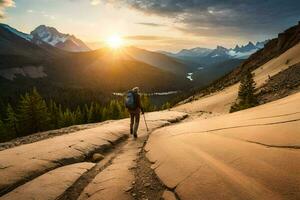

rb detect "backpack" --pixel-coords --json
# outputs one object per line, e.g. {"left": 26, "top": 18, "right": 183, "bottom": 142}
{"left": 125, "top": 91, "right": 137, "bottom": 110}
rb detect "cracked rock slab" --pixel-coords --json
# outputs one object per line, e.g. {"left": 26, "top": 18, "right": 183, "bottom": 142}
{"left": 1, "top": 162, "right": 95, "bottom": 200}
{"left": 0, "top": 111, "right": 187, "bottom": 196}
{"left": 146, "top": 93, "right": 300, "bottom": 200}
{"left": 78, "top": 141, "right": 142, "bottom": 200}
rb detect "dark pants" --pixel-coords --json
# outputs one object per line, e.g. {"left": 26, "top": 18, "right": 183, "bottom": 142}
{"left": 130, "top": 112, "right": 140, "bottom": 136}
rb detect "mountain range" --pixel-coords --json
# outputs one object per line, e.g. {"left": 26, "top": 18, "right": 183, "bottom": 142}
{"left": 0, "top": 23, "right": 191, "bottom": 99}
{"left": 161, "top": 40, "right": 269, "bottom": 68}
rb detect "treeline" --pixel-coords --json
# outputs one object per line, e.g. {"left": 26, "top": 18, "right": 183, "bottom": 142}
{"left": 0, "top": 88, "right": 159, "bottom": 142}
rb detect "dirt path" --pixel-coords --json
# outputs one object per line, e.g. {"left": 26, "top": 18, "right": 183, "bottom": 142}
{"left": 131, "top": 135, "right": 167, "bottom": 200}
{"left": 72, "top": 113, "right": 190, "bottom": 200}
{"left": 76, "top": 119, "right": 188, "bottom": 200}
{"left": 0, "top": 111, "right": 188, "bottom": 200}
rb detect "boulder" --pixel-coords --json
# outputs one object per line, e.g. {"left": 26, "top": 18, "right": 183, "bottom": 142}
{"left": 92, "top": 153, "right": 104, "bottom": 162}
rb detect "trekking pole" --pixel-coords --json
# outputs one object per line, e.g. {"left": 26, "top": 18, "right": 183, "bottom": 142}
{"left": 142, "top": 113, "right": 149, "bottom": 132}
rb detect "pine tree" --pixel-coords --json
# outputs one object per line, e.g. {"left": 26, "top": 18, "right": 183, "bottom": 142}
{"left": 161, "top": 102, "right": 171, "bottom": 110}
{"left": 82, "top": 104, "right": 91, "bottom": 123}
{"left": 63, "top": 108, "right": 76, "bottom": 126}
{"left": 48, "top": 100, "right": 60, "bottom": 129}
{"left": 57, "top": 104, "right": 64, "bottom": 128}
{"left": 74, "top": 106, "right": 83, "bottom": 124}
{"left": 85, "top": 103, "right": 94, "bottom": 123}
{"left": 58, "top": 107, "right": 66, "bottom": 128}
{"left": 18, "top": 88, "right": 50, "bottom": 134}
{"left": 230, "top": 71, "right": 258, "bottom": 112}
{"left": 109, "top": 100, "right": 121, "bottom": 119}
{"left": 141, "top": 95, "right": 153, "bottom": 112}
{"left": 118, "top": 100, "right": 128, "bottom": 118}
{"left": 101, "top": 107, "right": 108, "bottom": 121}
{"left": 93, "top": 103, "right": 103, "bottom": 122}
{"left": 5, "top": 104, "right": 18, "bottom": 137}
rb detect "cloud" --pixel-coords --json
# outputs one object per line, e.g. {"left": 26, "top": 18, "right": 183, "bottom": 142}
{"left": 43, "top": 13, "right": 56, "bottom": 20}
{"left": 136, "top": 22, "right": 166, "bottom": 27}
{"left": 0, "top": 0, "right": 15, "bottom": 18}
{"left": 106, "top": 0, "right": 300, "bottom": 38}
{"left": 90, "top": 0, "right": 100, "bottom": 6}
{"left": 125, "top": 35, "right": 172, "bottom": 40}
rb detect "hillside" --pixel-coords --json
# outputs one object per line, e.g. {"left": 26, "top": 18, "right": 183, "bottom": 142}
{"left": 0, "top": 24, "right": 190, "bottom": 99}
{"left": 125, "top": 46, "right": 188, "bottom": 75}
{"left": 46, "top": 48, "right": 188, "bottom": 92}
{"left": 191, "top": 59, "right": 244, "bottom": 87}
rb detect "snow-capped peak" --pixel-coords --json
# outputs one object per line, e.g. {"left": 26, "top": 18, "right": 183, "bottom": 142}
{"left": 30, "top": 25, "right": 90, "bottom": 52}
{"left": 177, "top": 47, "right": 212, "bottom": 57}
{"left": 224, "top": 40, "right": 269, "bottom": 59}
{"left": 31, "top": 25, "right": 68, "bottom": 46}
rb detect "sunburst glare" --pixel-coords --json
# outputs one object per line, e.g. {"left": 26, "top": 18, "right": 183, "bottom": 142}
{"left": 106, "top": 35, "right": 123, "bottom": 49}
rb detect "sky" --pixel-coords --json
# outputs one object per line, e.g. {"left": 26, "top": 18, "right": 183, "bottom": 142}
{"left": 0, "top": 0, "right": 299, "bottom": 52}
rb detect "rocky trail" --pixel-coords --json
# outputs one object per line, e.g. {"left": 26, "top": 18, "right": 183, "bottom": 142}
{"left": 0, "top": 111, "right": 188, "bottom": 200}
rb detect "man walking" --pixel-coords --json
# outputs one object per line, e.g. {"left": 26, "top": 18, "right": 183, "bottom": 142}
{"left": 125, "top": 87, "right": 144, "bottom": 138}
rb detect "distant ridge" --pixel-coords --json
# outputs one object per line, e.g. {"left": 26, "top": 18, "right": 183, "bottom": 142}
{"left": 161, "top": 40, "right": 269, "bottom": 67}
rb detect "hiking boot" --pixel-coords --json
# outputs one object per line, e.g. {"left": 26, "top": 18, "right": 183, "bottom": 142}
{"left": 130, "top": 128, "right": 133, "bottom": 135}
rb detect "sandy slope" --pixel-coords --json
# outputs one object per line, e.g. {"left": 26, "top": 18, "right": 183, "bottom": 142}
{"left": 174, "top": 43, "right": 300, "bottom": 114}
{"left": 146, "top": 92, "right": 300, "bottom": 200}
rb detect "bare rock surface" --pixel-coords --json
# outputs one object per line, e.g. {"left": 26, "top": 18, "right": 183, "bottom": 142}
{"left": 78, "top": 139, "right": 141, "bottom": 200}
{"left": 1, "top": 162, "right": 94, "bottom": 200}
{"left": 146, "top": 92, "right": 300, "bottom": 200}
{"left": 0, "top": 111, "right": 187, "bottom": 197}
{"left": 0, "top": 121, "right": 113, "bottom": 151}
{"left": 162, "top": 190, "right": 177, "bottom": 200}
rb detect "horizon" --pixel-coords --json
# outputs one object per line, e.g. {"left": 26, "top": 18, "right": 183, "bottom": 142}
{"left": 0, "top": 0, "right": 299, "bottom": 52}
{"left": 0, "top": 22, "right": 272, "bottom": 53}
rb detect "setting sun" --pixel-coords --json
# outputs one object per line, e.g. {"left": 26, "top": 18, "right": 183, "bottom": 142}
{"left": 106, "top": 35, "right": 123, "bottom": 49}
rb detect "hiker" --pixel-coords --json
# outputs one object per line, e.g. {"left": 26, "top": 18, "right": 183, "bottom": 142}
{"left": 125, "top": 87, "right": 144, "bottom": 138}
